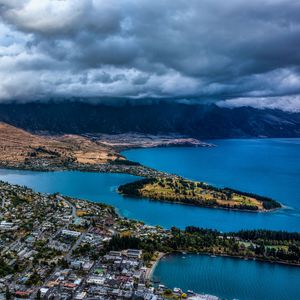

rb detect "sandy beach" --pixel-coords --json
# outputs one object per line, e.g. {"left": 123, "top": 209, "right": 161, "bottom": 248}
{"left": 146, "top": 252, "right": 166, "bottom": 280}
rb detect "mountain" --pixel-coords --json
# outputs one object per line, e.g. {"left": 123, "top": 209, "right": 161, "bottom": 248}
{"left": 0, "top": 101, "right": 299, "bottom": 138}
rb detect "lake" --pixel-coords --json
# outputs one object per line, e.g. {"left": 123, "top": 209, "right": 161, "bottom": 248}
{"left": 124, "top": 138, "right": 300, "bottom": 231}
{"left": 0, "top": 139, "right": 299, "bottom": 232}
{"left": 153, "top": 253, "right": 300, "bottom": 300}
{"left": 124, "top": 139, "right": 300, "bottom": 212}
{"left": 0, "top": 138, "right": 299, "bottom": 300}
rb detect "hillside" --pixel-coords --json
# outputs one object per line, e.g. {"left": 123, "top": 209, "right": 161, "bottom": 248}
{"left": 0, "top": 101, "right": 299, "bottom": 138}
{"left": 0, "top": 123, "right": 203, "bottom": 177}
{"left": 0, "top": 122, "right": 122, "bottom": 167}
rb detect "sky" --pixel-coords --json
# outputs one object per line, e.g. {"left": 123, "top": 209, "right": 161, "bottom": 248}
{"left": 0, "top": 0, "right": 300, "bottom": 111}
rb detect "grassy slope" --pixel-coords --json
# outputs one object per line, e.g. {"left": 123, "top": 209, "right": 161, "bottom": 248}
{"left": 119, "top": 178, "right": 281, "bottom": 211}
{"left": 0, "top": 122, "right": 122, "bottom": 166}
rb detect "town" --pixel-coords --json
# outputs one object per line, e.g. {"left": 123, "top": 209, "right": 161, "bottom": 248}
{"left": 0, "top": 181, "right": 220, "bottom": 300}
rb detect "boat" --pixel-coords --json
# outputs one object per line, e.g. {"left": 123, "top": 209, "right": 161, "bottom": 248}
{"left": 173, "top": 287, "right": 183, "bottom": 294}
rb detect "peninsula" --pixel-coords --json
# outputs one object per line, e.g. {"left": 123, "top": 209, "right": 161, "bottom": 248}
{"left": 118, "top": 177, "right": 281, "bottom": 211}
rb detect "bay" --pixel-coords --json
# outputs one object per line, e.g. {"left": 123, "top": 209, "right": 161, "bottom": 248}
{"left": 153, "top": 253, "right": 300, "bottom": 300}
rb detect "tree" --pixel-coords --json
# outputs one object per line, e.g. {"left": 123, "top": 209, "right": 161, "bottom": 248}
{"left": 164, "top": 289, "right": 172, "bottom": 295}
{"left": 5, "top": 286, "right": 11, "bottom": 300}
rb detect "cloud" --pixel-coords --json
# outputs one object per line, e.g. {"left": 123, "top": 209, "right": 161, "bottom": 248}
{"left": 217, "top": 95, "right": 300, "bottom": 112}
{"left": 0, "top": 0, "right": 300, "bottom": 111}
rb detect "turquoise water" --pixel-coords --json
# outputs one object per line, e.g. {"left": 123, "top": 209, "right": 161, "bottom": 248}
{"left": 0, "top": 168, "right": 299, "bottom": 232}
{"left": 124, "top": 139, "right": 300, "bottom": 210}
{"left": 0, "top": 138, "right": 299, "bottom": 299}
{"left": 153, "top": 253, "right": 300, "bottom": 300}
{"left": 124, "top": 138, "right": 300, "bottom": 231}
{"left": 0, "top": 139, "right": 300, "bottom": 232}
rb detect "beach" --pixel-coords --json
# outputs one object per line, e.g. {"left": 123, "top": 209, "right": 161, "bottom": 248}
{"left": 146, "top": 252, "right": 166, "bottom": 280}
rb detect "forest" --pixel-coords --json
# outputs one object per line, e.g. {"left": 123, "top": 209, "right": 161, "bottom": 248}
{"left": 106, "top": 227, "right": 300, "bottom": 265}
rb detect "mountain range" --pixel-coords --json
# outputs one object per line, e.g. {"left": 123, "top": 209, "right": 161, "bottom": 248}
{"left": 0, "top": 101, "right": 299, "bottom": 138}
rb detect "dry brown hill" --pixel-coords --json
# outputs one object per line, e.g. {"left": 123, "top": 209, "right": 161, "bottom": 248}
{"left": 0, "top": 122, "right": 121, "bottom": 167}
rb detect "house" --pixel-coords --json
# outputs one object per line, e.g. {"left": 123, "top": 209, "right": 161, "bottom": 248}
{"left": 39, "top": 288, "right": 49, "bottom": 297}
{"left": 74, "top": 292, "right": 86, "bottom": 300}
{"left": 86, "top": 276, "right": 105, "bottom": 285}
{"left": 0, "top": 221, "right": 17, "bottom": 231}
{"left": 109, "top": 250, "right": 122, "bottom": 257}
{"left": 15, "top": 290, "right": 32, "bottom": 298}
{"left": 61, "top": 229, "right": 81, "bottom": 237}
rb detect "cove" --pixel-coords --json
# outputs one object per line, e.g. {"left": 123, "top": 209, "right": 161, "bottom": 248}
{"left": 153, "top": 253, "right": 300, "bottom": 300}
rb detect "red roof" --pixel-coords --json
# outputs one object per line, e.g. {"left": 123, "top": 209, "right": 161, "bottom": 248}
{"left": 15, "top": 291, "right": 31, "bottom": 296}
{"left": 64, "top": 283, "right": 77, "bottom": 289}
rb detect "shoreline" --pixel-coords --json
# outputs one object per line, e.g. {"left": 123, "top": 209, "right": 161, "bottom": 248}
{"left": 146, "top": 252, "right": 166, "bottom": 281}
{"left": 189, "top": 251, "right": 300, "bottom": 267}
{"left": 0, "top": 162, "right": 283, "bottom": 216}
{"left": 118, "top": 190, "right": 280, "bottom": 213}
{"left": 0, "top": 162, "right": 174, "bottom": 179}
{"left": 149, "top": 251, "right": 300, "bottom": 271}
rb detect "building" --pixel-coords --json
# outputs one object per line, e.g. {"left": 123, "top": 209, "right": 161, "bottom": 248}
{"left": 61, "top": 229, "right": 81, "bottom": 237}
{"left": 127, "top": 249, "right": 142, "bottom": 259}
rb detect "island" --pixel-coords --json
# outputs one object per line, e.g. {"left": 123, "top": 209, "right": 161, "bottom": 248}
{"left": 118, "top": 177, "right": 281, "bottom": 211}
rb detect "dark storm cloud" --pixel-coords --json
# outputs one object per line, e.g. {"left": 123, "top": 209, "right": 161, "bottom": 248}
{"left": 0, "top": 0, "right": 300, "bottom": 110}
